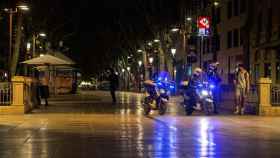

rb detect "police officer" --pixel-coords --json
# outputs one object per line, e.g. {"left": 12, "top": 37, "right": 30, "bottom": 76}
{"left": 207, "top": 62, "right": 222, "bottom": 114}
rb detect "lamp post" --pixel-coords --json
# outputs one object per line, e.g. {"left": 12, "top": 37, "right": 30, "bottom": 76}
{"left": 138, "top": 61, "right": 143, "bottom": 92}
{"left": 4, "top": 4, "right": 29, "bottom": 78}
{"left": 148, "top": 57, "right": 154, "bottom": 79}
{"left": 4, "top": 4, "right": 29, "bottom": 68}
{"left": 32, "top": 32, "right": 47, "bottom": 57}
{"left": 171, "top": 48, "right": 176, "bottom": 80}
{"left": 212, "top": 1, "right": 220, "bottom": 62}
{"left": 122, "top": 68, "right": 125, "bottom": 90}
{"left": 127, "top": 67, "right": 131, "bottom": 91}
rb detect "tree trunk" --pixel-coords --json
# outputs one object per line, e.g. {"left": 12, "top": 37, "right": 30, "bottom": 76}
{"left": 10, "top": 13, "right": 23, "bottom": 77}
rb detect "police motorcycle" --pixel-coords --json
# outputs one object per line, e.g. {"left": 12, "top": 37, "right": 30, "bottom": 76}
{"left": 180, "top": 69, "right": 215, "bottom": 115}
{"left": 142, "top": 78, "right": 173, "bottom": 115}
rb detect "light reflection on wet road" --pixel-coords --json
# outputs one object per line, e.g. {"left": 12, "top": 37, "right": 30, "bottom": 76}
{"left": 0, "top": 91, "right": 280, "bottom": 158}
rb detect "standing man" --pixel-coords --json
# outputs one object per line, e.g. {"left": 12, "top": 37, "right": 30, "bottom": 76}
{"left": 108, "top": 68, "right": 119, "bottom": 104}
{"left": 233, "top": 64, "right": 250, "bottom": 115}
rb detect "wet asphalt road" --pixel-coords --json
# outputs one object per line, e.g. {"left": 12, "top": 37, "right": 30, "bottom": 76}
{"left": 1, "top": 91, "right": 280, "bottom": 158}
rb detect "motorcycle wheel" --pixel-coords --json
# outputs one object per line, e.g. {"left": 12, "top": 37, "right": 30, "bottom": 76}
{"left": 158, "top": 102, "right": 167, "bottom": 115}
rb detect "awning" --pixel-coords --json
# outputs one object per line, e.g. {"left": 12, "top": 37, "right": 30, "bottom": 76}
{"left": 22, "top": 54, "right": 74, "bottom": 66}
{"left": 34, "top": 65, "right": 76, "bottom": 71}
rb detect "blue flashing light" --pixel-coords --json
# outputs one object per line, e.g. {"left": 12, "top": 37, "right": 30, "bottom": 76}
{"left": 210, "top": 84, "right": 215, "bottom": 89}
{"left": 157, "top": 82, "right": 163, "bottom": 86}
{"left": 170, "top": 85, "right": 175, "bottom": 89}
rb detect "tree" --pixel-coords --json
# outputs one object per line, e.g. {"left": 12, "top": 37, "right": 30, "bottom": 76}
{"left": 10, "top": 13, "right": 23, "bottom": 77}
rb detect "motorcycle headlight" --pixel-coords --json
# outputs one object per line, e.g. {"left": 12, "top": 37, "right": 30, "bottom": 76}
{"left": 160, "top": 89, "right": 165, "bottom": 94}
{"left": 201, "top": 90, "right": 209, "bottom": 96}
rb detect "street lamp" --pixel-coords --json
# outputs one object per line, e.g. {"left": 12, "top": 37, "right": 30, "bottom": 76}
{"left": 171, "top": 28, "right": 179, "bottom": 32}
{"left": 32, "top": 32, "right": 47, "bottom": 57}
{"left": 4, "top": 4, "right": 29, "bottom": 67}
{"left": 214, "top": 1, "right": 219, "bottom": 7}
{"left": 26, "top": 42, "right": 31, "bottom": 51}
{"left": 148, "top": 42, "right": 152, "bottom": 46}
{"left": 148, "top": 57, "right": 154, "bottom": 79}
{"left": 186, "top": 17, "right": 192, "bottom": 22}
{"left": 122, "top": 68, "right": 125, "bottom": 73}
{"left": 17, "top": 5, "right": 29, "bottom": 11}
{"left": 127, "top": 67, "right": 131, "bottom": 90}
{"left": 138, "top": 60, "right": 143, "bottom": 92}
{"left": 148, "top": 57, "right": 154, "bottom": 64}
{"left": 39, "top": 33, "right": 47, "bottom": 37}
{"left": 171, "top": 48, "right": 177, "bottom": 80}
{"left": 154, "top": 39, "right": 160, "bottom": 43}
{"left": 138, "top": 61, "right": 143, "bottom": 67}
{"left": 171, "top": 48, "right": 176, "bottom": 57}
{"left": 137, "top": 49, "right": 143, "bottom": 53}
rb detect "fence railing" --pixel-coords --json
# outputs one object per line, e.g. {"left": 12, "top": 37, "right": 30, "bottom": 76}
{"left": 0, "top": 82, "right": 12, "bottom": 105}
{"left": 271, "top": 86, "right": 280, "bottom": 106}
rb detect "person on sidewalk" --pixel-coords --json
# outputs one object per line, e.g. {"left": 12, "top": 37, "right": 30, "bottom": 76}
{"left": 39, "top": 76, "right": 50, "bottom": 107}
{"left": 233, "top": 64, "right": 250, "bottom": 115}
{"left": 108, "top": 68, "right": 119, "bottom": 104}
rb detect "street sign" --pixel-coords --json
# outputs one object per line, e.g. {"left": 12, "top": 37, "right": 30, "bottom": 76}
{"left": 198, "top": 16, "right": 211, "bottom": 29}
{"left": 197, "top": 16, "right": 211, "bottom": 37}
{"left": 198, "top": 28, "right": 210, "bottom": 36}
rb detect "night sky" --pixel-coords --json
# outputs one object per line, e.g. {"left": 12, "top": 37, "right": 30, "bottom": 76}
{"left": 1, "top": 0, "right": 188, "bottom": 77}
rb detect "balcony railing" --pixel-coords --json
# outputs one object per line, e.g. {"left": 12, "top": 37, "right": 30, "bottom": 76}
{"left": 0, "top": 82, "right": 12, "bottom": 105}
{"left": 271, "top": 86, "right": 280, "bottom": 106}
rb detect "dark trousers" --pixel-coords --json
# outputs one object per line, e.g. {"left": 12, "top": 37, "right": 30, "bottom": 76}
{"left": 110, "top": 89, "right": 116, "bottom": 103}
{"left": 213, "top": 88, "right": 220, "bottom": 113}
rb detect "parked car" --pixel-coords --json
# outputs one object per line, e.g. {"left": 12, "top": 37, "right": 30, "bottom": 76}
{"left": 78, "top": 81, "right": 97, "bottom": 90}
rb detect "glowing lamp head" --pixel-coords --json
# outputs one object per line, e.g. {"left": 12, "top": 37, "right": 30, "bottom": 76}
{"left": 214, "top": 1, "right": 219, "bottom": 6}
{"left": 149, "top": 57, "right": 154, "bottom": 64}
{"left": 154, "top": 39, "right": 160, "bottom": 43}
{"left": 171, "top": 48, "right": 176, "bottom": 56}
{"left": 201, "top": 90, "right": 209, "bottom": 96}
{"left": 186, "top": 17, "right": 192, "bottom": 21}
{"left": 39, "top": 33, "right": 47, "bottom": 37}
{"left": 17, "top": 4, "right": 29, "bottom": 11}
{"left": 171, "top": 28, "right": 179, "bottom": 32}
{"left": 138, "top": 61, "right": 143, "bottom": 67}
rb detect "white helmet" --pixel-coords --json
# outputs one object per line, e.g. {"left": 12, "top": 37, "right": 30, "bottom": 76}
{"left": 194, "top": 67, "right": 203, "bottom": 74}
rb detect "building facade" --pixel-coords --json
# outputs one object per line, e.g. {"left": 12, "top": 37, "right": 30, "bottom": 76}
{"left": 250, "top": 0, "right": 280, "bottom": 86}
{"left": 216, "top": 0, "right": 248, "bottom": 84}
{"left": 187, "top": 0, "right": 249, "bottom": 85}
